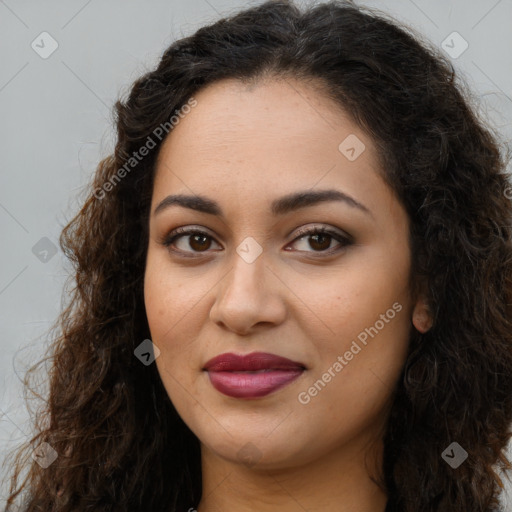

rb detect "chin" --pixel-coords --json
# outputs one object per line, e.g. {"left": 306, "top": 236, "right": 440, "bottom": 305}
{"left": 201, "top": 428, "right": 314, "bottom": 471}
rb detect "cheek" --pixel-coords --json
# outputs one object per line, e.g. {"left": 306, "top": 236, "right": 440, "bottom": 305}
{"left": 144, "top": 268, "right": 169, "bottom": 342}
{"left": 144, "top": 266, "right": 195, "bottom": 411}
{"left": 144, "top": 261, "right": 191, "bottom": 376}
{"left": 296, "top": 303, "right": 410, "bottom": 448}
{"left": 144, "top": 257, "right": 195, "bottom": 340}
{"left": 301, "top": 260, "right": 409, "bottom": 341}
{"left": 143, "top": 256, "right": 211, "bottom": 387}
{"left": 299, "top": 249, "right": 412, "bottom": 390}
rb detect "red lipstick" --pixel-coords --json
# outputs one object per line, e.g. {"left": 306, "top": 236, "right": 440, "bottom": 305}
{"left": 203, "top": 352, "right": 306, "bottom": 399}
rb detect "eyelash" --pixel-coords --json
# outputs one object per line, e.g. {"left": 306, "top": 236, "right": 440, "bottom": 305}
{"left": 160, "top": 225, "right": 352, "bottom": 258}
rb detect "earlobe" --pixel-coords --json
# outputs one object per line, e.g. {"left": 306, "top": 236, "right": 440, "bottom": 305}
{"left": 412, "top": 296, "right": 433, "bottom": 333}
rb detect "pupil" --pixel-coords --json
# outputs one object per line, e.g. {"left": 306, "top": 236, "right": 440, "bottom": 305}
{"left": 311, "top": 234, "right": 330, "bottom": 250}
{"left": 191, "top": 234, "right": 210, "bottom": 251}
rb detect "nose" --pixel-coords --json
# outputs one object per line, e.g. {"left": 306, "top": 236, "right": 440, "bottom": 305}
{"left": 209, "top": 249, "right": 287, "bottom": 336}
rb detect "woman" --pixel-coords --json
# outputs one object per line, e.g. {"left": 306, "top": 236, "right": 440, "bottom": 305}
{"left": 3, "top": 1, "right": 512, "bottom": 511}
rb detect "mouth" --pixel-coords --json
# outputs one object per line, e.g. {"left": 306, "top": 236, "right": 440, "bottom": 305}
{"left": 202, "top": 351, "right": 306, "bottom": 399}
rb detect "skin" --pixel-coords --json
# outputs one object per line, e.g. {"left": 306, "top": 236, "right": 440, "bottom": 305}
{"left": 144, "top": 77, "right": 431, "bottom": 512}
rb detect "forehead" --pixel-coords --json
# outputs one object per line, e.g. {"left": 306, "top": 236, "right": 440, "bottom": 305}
{"left": 160, "top": 77, "right": 357, "bottom": 152}
{"left": 153, "top": 77, "right": 381, "bottom": 193}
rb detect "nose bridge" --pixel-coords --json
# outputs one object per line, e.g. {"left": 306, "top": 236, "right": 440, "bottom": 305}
{"left": 226, "top": 236, "right": 267, "bottom": 298}
{"left": 209, "top": 235, "right": 286, "bottom": 333}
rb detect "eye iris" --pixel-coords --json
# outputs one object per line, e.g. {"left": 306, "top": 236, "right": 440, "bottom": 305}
{"left": 309, "top": 233, "right": 331, "bottom": 251}
{"left": 189, "top": 234, "right": 211, "bottom": 251}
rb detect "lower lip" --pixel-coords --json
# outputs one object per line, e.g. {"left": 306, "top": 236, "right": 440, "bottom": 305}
{"left": 206, "top": 369, "right": 304, "bottom": 399}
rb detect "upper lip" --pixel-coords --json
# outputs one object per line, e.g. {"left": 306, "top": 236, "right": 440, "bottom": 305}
{"left": 203, "top": 352, "right": 306, "bottom": 372}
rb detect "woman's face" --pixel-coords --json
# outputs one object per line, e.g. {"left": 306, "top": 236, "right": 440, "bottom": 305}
{"left": 144, "top": 77, "right": 422, "bottom": 470}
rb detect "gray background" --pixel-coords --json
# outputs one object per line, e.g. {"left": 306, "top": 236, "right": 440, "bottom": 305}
{"left": 1, "top": 0, "right": 511, "bottom": 507}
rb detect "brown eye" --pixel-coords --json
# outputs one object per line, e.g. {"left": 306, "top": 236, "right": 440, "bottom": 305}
{"left": 163, "top": 229, "right": 220, "bottom": 254}
{"left": 289, "top": 226, "right": 352, "bottom": 254}
{"left": 187, "top": 233, "right": 212, "bottom": 252}
{"left": 306, "top": 232, "right": 333, "bottom": 251}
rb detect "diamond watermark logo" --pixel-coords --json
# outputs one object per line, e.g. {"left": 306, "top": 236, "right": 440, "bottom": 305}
{"left": 236, "top": 237, "right": 263, "bottom": 264}
{"left": 441, "top": 441, "right": 468, "bottom": 469}
{"left": 32, "top": 237, "right": 58, "bottom": 263}
{"left": 338, "top": 134, "right": 366, "bottom": 161}
{"left": 31, "top": 32, "right": 59, "bottom": 59}
{"left": 32, "top": 442, "right": 58, "bottom": 468}
{"left": 237, "top": 442, "right": 262, "bottom": 468}
{"left": 441, "top": 31, "right": 468, "bottom": 59}
{"left": 134, "top": 339, "right": 161, "bottom": 366}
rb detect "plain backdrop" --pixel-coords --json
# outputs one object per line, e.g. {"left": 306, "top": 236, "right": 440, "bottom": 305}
{"left": 1, "top": 0, "right": 511, "bottom": 507}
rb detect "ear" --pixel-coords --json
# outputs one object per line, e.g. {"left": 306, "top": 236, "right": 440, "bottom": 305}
{"left": 412, "top": 295, "right": 433, "bottom": 333}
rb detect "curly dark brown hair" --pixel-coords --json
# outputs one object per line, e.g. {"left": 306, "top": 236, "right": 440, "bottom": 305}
{"left": 3, "top": 1, "right": 512, "bottom": 511}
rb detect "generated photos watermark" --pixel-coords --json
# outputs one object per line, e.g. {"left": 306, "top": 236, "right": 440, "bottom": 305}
{"left": 93, "top": 96, "right": 198, "bottom": 200}
{"left": 297, "top": 301, "right": 403, "bottom": 405}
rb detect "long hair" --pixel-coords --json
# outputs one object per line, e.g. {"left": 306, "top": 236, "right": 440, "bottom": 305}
{"left": 3, "top": 1, "right": 512, "bottom": 511}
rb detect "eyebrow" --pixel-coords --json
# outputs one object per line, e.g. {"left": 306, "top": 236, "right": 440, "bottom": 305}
{"left": 153, "top": 189, "right": 372, "bottom": 218}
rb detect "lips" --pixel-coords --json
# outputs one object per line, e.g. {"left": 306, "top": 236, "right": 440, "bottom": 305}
{"left": 203, "top": 352, "right": 306, "bottom": 372}
{"left": 203, "top": 352, "right": 306, "bottom": 399}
